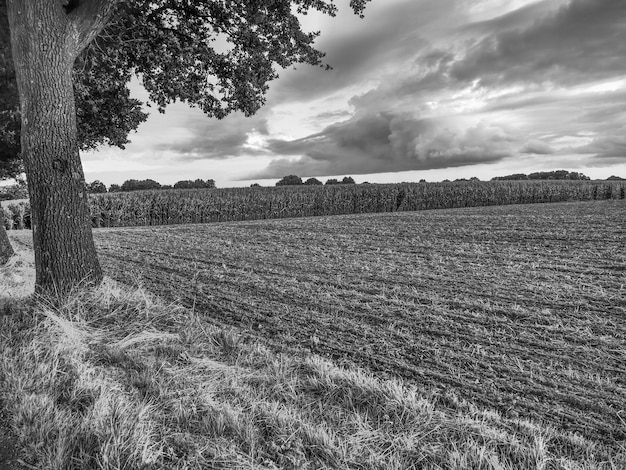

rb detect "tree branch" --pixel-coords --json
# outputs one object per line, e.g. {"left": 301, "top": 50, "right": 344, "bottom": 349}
{"left": 65, "top": 0, "right": 120, "bottom": 57}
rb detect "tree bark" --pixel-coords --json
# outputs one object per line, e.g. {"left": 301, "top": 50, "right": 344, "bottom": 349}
{"left": 6, "top": 0, "right": 113, "bottom": 295}
{"left": 0, "top": 211, "right": 15, "bottom": 265}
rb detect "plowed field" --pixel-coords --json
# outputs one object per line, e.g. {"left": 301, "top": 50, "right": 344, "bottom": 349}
{"left": 17, "top": 200, "right": 625, "bottom": 448}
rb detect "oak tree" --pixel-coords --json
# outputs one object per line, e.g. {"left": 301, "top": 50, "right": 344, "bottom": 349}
{"left": 1, "top": 1, "right": 146, "bottom": 265}
{"left": 4, "top": 0, "right": 370, "bottom": 295}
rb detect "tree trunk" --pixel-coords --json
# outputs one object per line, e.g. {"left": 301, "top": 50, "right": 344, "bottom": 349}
{"left": 0, "top": 211, "right": 15, "bottom": 265}
{"left": 6, "top": 1, "right": 107, "bottom": 296}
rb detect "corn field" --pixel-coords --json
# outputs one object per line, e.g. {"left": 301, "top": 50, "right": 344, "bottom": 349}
{"left": 3, "top": 180, "right": 626, "bottom": 230}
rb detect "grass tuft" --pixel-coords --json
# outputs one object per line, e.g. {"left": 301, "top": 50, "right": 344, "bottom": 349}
{"left": 0, "top": 280, "right": 623, "bottom": 469}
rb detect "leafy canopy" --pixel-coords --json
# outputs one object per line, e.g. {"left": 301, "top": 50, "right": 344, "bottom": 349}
{"left": 98, "top": 0, "right": 370, "bottom": 118}
{"left": 0, "top": 1, "right": 148, "bottom": 175}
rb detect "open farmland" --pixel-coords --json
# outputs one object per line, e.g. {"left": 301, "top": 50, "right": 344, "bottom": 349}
{"left": 4, "top": 199, "right": 625, "bottom": 467}
{"left": 50, "top": 198, "right": 624, "bottom": 450}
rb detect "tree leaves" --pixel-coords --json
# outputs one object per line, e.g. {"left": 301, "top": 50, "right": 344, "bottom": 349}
{"left": 90, "top": 0, "right": 371, "bottom": 118}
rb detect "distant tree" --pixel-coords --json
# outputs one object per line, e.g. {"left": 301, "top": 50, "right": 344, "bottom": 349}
{"left": 454, "top": 178, "right": 468, "bottom": 182}
{"left": 607, "top": 175, "right": 625, "bottom": 181}
{"left": 276, "top": 175, "right": 303, "bottom": 186}
{"left": 201, "top": 179, "right": 216, "bottom": 189}
{"left": 528, "top": 170, "right": 561, "bottom": 180}
{"left": 493, "top": 171, "right": 590, "bottom": 181}
{"left": 304, "top": 177, "right": 322, "bottom": 186}
{"left": 121, "top": 179, "right": 161, "bottom": 192}
{"left": 361, "top": 181, "right": 371, "bottom": 185}
{"left": 250, "top": 183, "right": 261, "bottom": 188}
{"left": 419, "top": 179, "right": 427, "bottom": 183}
{"left": 527, "top": 170, "right": 590, "bottom": 180}
{"left": 470, "top": 176, "right": 480, "bottom": 181}
{"left": 108, "top": 184, "right": 121, "bottom": 193}
{"left": 492, "top": 173, "right": 529, "bottom": 181}
{"left": 341, "top": 176, "right": 356, "bottom": 184}
{"left": 442, "top": 179, "right": 451, "bottom": 182}
{"left": 161, "top": 184, "right": 173, "bottom": 190}
{"left": 570, "top": 172, "right": 590, "bottom": 181}
{"left": 174, "top": 179, "right": 215, "bottom": 189}
{"left": 87, "top": 180, "right": 107, "bottom": 193}
{"left": 173, "top": 180, "right": 193, "bottom": 189}
{"left": 325, "top": 178, "right": 340, "bottom": 185}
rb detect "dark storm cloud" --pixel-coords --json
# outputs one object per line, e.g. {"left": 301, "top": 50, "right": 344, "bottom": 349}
{"left": 572, "top": 91, "right": 626, "bottom": 132}
{"left": 351, "top": 0, "right": 626, "bottom": 115}
{"left": 252, "top": 112, "right": 511, "bottom": 178}
{"left": 451, "top": 0, "right": 626, "bottom": 87}
{"left": 157, "top": 111, "right": 270, "bottom": 160}
{"left": 572, "top": 128, "right": 626, "bottom": 163}
{"left": 270, "top": 0, "right": 456, "bottom": 104}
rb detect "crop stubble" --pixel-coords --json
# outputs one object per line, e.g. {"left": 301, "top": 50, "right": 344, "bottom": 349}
{"left": 93, "top": 200, "right": 626, "bottom": 447}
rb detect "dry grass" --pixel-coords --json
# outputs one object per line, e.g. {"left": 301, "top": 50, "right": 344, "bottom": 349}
{"left": 0, "top": 280, "right": 623, "bottom": 469}
{"left": 0, "top": 231, "right": 35, "bottom": 300}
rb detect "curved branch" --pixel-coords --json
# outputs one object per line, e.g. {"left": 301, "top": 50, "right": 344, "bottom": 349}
{"left": 66, "top": 0, "right": 120, "bottom": 56}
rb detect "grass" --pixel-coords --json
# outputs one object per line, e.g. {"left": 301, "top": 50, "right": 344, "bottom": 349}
{"left": 1, "top": 199, "right": 625, "bottom": 468}
{"left": 1, "top": 283, "right": 623, "bottom": 469}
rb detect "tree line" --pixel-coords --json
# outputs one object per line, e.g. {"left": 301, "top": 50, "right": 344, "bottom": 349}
{"left": 87, "top": 178, "right": 216, "bottom": 193}
{"left": 274, "top": 175, "right": 356, "bottom": 186}
{"left": 492, "top": 171, "right": 591, "bottom": 181}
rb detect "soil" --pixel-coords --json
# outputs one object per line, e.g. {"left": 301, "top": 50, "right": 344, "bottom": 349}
{"left": 88, "top": 200, "right": 626, "bottom": 446}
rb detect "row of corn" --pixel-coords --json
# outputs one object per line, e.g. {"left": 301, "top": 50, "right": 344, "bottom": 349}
{"left": 3, "top": 180, "right": 625, "bottom": 230}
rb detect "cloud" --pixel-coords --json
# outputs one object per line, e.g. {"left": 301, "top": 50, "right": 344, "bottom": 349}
{"left": 312, "top": 110, "right": 352, "bottom": 121}
{"left": 349, "top": 0, "right": 626, "bottom": 118}
{"left": 269, "top": 0, "right": 460, "bottom": 104}
{"left": 572, "top": 128, "right": 626, "bottom": 163}
{"left": 252, "top": 112, "right": 512, "bottom": 178}
{"left": 520, "top": 139, "right": 555, "bottom": 155}
{"left": 152, "top": 109, "right": 270, "bottom": 160}
{"left": 450, "top": 0, "right": 626, "bottom": 88}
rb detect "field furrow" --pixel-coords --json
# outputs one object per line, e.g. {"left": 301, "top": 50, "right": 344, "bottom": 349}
{"left": 79, "top": 200, "right": 625, "bottom": 447}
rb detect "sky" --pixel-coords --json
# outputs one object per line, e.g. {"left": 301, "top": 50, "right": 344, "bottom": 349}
{"left": 82, "top": 0, "right": 626, "bottom": 187}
